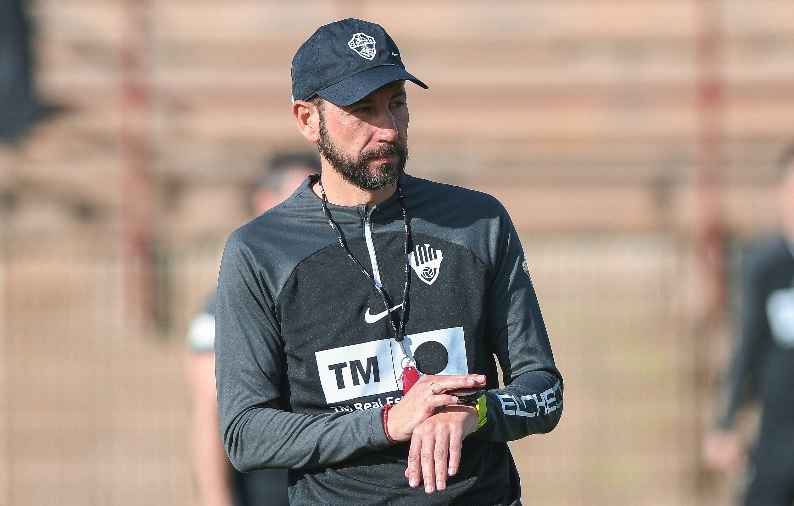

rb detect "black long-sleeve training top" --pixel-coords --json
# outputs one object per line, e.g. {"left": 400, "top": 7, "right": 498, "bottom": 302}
{"left": 215, "top": 173, "right": 563, "bottom": 505}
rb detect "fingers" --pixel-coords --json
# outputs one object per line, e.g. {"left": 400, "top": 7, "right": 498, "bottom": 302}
{"left": 434, "top": 437, "right": 451, "bottom": 491}
{"left": 406, "top": 437, "right": 422, "bottom": 489}
{"left": 446, "top": 433, "right": 462, "bottom": 477}
{"left": 421, "top": 433, "right": 441, "bottom": 493}
{"left": 407, "top": 425, "right": 449, "bottom": 493}
{"left": 405, "top": 406, "right": 476, "bottom": 494}
{"left": 424, "top": 374, "right": 486, "bottom": 396}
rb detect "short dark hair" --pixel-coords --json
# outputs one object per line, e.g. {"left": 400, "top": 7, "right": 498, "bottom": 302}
{"left": 257, "top": 151, "right": 321, "bottom": 192}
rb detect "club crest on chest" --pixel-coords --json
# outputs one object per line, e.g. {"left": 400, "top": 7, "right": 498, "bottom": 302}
{"left": 409, "top": 243, "right": 443, "bottom": 285}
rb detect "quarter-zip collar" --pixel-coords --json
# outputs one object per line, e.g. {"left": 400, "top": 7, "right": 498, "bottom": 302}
{"left": 301, "top": 174, "right": 406, "bottom": 227}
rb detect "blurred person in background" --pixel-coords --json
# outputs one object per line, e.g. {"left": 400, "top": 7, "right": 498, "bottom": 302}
{"left": 704, "top": 145, "right": 794, "bottom": 506}
{"left": 186, "top": 152, "right": 320, "bottom": 506}
{"left": 0, "top": 0, "right": 41, "bottom": 144}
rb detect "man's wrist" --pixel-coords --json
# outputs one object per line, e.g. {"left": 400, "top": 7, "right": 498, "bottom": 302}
{"left": 455, "top": 390, "right": 487, "bottom": 431}
{"left": 382, "top": 404, "right": 398, "bottom": 444}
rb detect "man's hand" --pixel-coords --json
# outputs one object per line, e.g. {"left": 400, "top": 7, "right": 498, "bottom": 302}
{"left": 385, "top": 374, "right": 485, "bottom": 441}
{"left": 702, "top": 429, "right": 746, "bottom": 477}
{"left": 404, "top": 405, "right": 479, "bottom": 493}
{"left": 383, "top": 374, "right": 486, "bottom": 493}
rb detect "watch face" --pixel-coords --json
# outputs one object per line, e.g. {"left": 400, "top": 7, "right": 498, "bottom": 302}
{"left": 455, "top": 392, "right": 482, "bottom": 405}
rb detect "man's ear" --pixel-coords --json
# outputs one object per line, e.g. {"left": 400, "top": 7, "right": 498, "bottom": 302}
{"left": 293, "top": 100, "right": 320, "bottom": 142}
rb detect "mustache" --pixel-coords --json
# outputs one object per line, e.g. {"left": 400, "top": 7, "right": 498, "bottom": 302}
{"left": 362, "top": 143, "right": 405, "bottom": 162}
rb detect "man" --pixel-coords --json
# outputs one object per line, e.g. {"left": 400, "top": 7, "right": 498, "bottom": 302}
{"left": 215, "top": 18, "right": 563, "bottom": 504}
{"left": 704, "top": 146, "right": 794, "bottom": 505}
{"left": 187, "top": 152, "right": 320, "bottom": 506}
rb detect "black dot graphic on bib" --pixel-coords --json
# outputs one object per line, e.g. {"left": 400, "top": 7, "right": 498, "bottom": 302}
{"left": 414, "top": 341, "right": 448, "bottom": 375}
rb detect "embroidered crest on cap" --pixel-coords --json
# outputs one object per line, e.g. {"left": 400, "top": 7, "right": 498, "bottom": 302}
{"left": 348, "top": 32, "right": 377, "bottom": 60}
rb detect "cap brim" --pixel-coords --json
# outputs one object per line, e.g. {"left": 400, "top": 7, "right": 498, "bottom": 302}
{"left": 316, "top": 65, "right": 428, "bottom": 107}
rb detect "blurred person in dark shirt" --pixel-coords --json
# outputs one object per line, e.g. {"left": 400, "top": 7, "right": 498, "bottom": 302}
{"left": 704, "top": 145, "right": 794, "bottom": 506}
{"left": 186, "top": 152, "right": 319, "bottom": 506}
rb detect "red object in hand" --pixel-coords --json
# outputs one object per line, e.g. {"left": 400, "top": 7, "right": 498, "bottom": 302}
{"left": 402, "top": 365, "right": 419, "bottom": 393}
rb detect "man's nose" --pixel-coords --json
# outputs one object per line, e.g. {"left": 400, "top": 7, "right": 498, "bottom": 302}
{"left": 375, "top": 109, "right": 399, "bottom": 142}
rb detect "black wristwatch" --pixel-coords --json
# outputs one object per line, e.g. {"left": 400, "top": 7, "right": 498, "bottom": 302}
{"left": 456, "top": 391, "right": 484, "bottom": 406}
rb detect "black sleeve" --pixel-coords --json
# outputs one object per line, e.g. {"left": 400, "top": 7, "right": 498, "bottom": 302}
{"left": 473, "top": 208, "right": 563, "bottom": 440}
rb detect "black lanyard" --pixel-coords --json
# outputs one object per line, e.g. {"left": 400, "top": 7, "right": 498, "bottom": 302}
{"left": 317, "top": 180, "right": 412, "bottom": 359}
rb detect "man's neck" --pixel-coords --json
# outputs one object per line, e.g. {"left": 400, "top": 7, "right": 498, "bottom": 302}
{"left": 313, "top": 170, "right": 397, "bottom": 209}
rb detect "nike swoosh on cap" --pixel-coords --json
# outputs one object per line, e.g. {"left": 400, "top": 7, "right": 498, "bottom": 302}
{"left": 364, "top": 304, "right": 403, "bottom": 324}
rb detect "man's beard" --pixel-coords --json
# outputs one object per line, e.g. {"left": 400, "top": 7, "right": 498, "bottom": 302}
{"left": 316, "top": 112, "right": 408, "bottom": 190}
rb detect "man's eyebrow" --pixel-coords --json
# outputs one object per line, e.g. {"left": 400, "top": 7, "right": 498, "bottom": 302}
{"left": 344, "top": 98, "right": 372, "bottom": 110}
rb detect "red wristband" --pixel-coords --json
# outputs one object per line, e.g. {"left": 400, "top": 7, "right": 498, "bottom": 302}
{"left": 382, "top": 404, "right": 398, "bottom": 444}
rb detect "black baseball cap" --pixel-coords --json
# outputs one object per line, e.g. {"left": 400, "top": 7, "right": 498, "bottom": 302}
{"left": 291, "top": 18, "right": 428, "bottom": 107}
